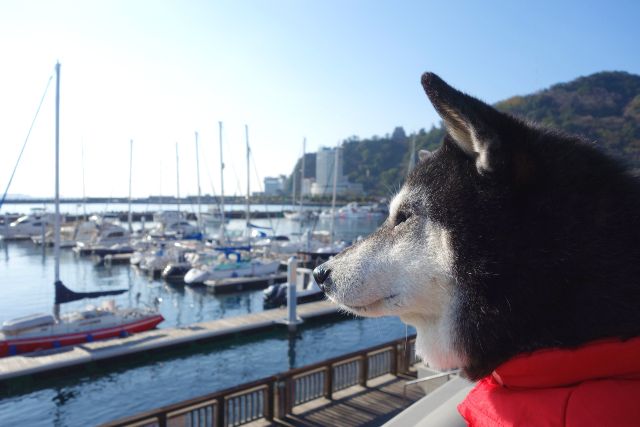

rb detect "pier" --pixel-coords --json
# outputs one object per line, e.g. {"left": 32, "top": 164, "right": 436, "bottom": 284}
{"left": 0, "top": 300, "right": 341, "bottom": 383}
{"left": 101, "top": 336, "right": 424, "bottom": 427}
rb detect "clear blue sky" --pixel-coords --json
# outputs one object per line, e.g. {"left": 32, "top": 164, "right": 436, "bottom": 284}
{"left": 1, "top": 0, "right": 638, "bottom": 198}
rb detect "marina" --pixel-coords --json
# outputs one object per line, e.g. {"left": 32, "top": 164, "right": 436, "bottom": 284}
{"left": 0, "top": 206, "right": 396, "bottom": 426}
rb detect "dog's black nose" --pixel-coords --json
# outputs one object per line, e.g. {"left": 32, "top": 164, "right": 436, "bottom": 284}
{"left": 313, "top": 264, "right": 332, "bottom": 292}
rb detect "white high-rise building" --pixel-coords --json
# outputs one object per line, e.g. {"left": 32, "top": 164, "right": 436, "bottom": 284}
{"left": 312, "top": 147, "right": 344, "bottom": 196}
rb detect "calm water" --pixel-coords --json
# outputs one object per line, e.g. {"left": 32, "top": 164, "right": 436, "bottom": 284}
{"left": 0, "top": 209, "right": 414, "bottom": 426}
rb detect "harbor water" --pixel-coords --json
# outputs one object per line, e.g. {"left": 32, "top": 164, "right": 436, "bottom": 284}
{"left": 0, "top": 204, "right": 415, "bottom": 426}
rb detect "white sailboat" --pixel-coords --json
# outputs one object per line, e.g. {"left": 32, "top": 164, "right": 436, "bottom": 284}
{"left": 184, "top": 125, "right": 280, "bottom": 285}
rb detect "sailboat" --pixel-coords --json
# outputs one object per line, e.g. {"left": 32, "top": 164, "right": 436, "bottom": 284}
{"left": 0, "top": 63, "right": 163, "bottom": 357}
{"left": 184, "top": 125, "right": 280, "bottom": 285}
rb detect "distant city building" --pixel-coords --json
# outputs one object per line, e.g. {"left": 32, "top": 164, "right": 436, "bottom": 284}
{"left": 301, "top": 178, "right": 314, "bottom": 197}
{"left": 263, "top": 175, "right": 286, "bottom": 196}
{"left": 310, "top": 146, "right": 363, "bottom": 196}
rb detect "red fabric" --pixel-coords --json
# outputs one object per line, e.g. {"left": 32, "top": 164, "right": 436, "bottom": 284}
{"left": 458, "top": 336, "right": 640, "bottom": 426}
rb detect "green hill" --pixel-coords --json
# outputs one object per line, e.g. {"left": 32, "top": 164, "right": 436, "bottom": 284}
{"left": 289, "top": 71, "right": 640, "bottom": 197}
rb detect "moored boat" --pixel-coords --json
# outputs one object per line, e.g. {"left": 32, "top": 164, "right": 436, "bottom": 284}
{"left": 0, "top": 289, "right": 163, "bottom": 357}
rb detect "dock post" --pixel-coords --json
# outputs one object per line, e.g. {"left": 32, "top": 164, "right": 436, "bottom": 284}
{"left": 286, "top": 256, "right": 301, "bottom": 332}
{"left": 274, "top": 256, "right": 305, "bottom": 333}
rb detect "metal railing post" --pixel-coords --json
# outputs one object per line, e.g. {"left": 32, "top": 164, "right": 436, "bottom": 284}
{"left": 359, "top": 355, "right": 368, "bottom": 387}
{"left": 324, "top": 365, "right": 333, "bottom": 400}
{"left": 216, "top": 397, "right": 225, "bottom": 427}
{"left": 391, "top": 345, "right": 398, "bottom": 376}
{"left": 266, "top": 381, "right": 274, "bottom": 421}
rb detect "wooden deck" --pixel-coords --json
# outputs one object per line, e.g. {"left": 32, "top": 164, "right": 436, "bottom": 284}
{"left": 0, "top": 300, "right": 340, "bottom": 382}
{"left": 247, "top": 374, "right": 425, "bottom": 427}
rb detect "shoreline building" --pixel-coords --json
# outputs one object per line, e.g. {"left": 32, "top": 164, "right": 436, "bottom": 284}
{"left": 310, "top": 146, "right": 362, "bottom": 197}
{"left": 263, "top": 175, "right": 286, "bottom": 196}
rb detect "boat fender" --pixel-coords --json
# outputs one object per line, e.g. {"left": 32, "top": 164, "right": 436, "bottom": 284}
{"left": 119, "top": 330, "right": 129, "bottom": 338}
{"left": 86, "top": 333, "right": 94, "bottom": 342}
{"left": 53, "top": 340, "right": 61, "bottom": 348}
{"left": 8, "top": 345, "right": 17, "bottom": 356}
{"left": 231, "top": 272, "right": 239, "bottom": 278}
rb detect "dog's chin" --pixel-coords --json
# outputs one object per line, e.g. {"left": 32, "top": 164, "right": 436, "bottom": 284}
{"left": 401, "top": 313, "right": 465, "bottom": 371}
{"left": 326, "top": 293, "right": 402, "bottom": 318}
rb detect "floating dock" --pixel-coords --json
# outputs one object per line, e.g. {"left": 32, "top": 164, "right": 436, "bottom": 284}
{"left": 0, "top": 300, "right": 340, "bottom": 382}
{"left": 202, "top": 273, "right": 288, "bottom": 293}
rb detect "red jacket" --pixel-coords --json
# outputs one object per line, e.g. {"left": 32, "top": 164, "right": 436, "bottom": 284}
{"left": 458, "top": 337, "right": 640, "bottom": 426}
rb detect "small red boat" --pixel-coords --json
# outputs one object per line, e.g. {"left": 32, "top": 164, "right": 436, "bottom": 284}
{"left": 0, "top": 294, "right": 164, "bottom": 357}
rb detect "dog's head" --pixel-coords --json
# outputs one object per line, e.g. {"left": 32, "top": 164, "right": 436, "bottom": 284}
{"left": 314, "top": 73, "right": 640, "bottom": 379}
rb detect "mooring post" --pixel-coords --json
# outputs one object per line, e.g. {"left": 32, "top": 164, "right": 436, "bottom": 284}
{"left": 287, "top": 256, "right": 298, "bottom": 331}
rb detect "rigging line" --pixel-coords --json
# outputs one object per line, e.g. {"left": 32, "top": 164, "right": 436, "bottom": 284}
{"left": 0, "top": 72, "right": 55, "bottom": 212}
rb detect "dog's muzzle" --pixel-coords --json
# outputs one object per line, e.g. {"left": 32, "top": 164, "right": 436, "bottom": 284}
{"left": 313, "top": 264, "right": 333, "bottom": 293}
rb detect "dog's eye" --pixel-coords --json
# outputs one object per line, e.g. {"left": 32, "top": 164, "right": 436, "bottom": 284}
{"left": 394, "top": 211, "right": 412, "bottom": 226}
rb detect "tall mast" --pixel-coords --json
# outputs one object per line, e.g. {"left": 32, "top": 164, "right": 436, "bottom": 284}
{"left": 81, "top": 142, "right": 87, "bottom": 220}
{"left": 329, "top": 144, "right": 339, "bottom": 245}
{"left": 218, "top": 122, "right": 226, "bottom": 243}
{"left": 53, "top": 62, "right": 61, "bottom": 285}
{"left": 291, "top": 166, "right": 297, "bottom": 206}
{"left": 194, "top": 131, "right": 202, "bottom": 231}
{"left": 245, "top": 124, "right": 250, "bottom": 234}
{"left": 298, "top": 138, "right": 306, "bottom": 218}
{"left": 127, "top": 139, "right": 133, "bottom": 233}
{"left": 175, "top": 142, "right": 180, "bottom": 216}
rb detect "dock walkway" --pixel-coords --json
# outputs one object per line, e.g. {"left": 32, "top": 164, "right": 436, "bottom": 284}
{"left": 279, "top": 374, "right": 425, "bottom": 426}
{"left": 0, "top": 300, "right": 339, "bottom": 382}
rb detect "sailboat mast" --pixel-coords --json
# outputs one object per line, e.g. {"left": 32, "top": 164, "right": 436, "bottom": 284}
{"left": 298, "top": 137, "right": 305, "bottom": 218}
{"left": 54, "top": 62, "right": 61, "bottom": 284}
{"left": 329, "top": 144, "right": 339, "bottom": 244}
{"left": 128, "top": 139, "right": 133, "bottom": 233}
{"left": 245, "top": 124, "right": 250, "bottom": 233}
{"left": 81, "top": 142, "right": 87, "bottom": 220}
{"left": 175, "top": 142, "right": 180, "bottom": 216}
{"left": 195, "top": 131, "right": 202, "bottom": 231}
{"left": 218, "top": 122, "right": 226, "bottom": 243}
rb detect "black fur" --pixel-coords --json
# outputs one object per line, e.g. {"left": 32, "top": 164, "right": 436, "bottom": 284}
{"left": 413, "top": 73, "right": 640, "bottom": 379}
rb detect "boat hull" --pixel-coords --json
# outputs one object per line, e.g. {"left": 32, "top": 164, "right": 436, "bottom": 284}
{"left": 0, "top": 314, "right": 164, "bottom": 357}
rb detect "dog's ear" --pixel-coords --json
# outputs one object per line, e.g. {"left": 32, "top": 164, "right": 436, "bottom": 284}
{"left": 421, "top": 72, "right": 504, "bottom": 174}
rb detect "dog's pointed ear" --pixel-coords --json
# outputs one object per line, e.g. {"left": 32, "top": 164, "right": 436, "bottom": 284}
{"left": 418, "top": 149, "right": 433, "bottom": 162}
{"left": 421, "top": 72, "right": 503, "bottom": 173}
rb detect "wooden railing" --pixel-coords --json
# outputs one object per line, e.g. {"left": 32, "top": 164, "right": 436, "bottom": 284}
{"left": 102, "top": 335, "right": 418, "bottom": 427}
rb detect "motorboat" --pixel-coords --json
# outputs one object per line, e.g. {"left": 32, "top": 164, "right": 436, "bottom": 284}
{"left": 319, "top": 202, "right": 385, "bottom": 219}
{"left": 31, "top": 220, "right": 98, "bottom": 248}
{"left": 73, "top": 222, "right": 131, "bottom": 255}
{"left": 149, "top": 211, "right": 202, "bottom": 240}
{"left": 184, "top": 247, "right": 281, "bottom": 285}
{"left": 283, "top": 210, "right": 318, "bottom": 222}
{"left": 263, "top": 266, "right": 324, "bottom": 308}
{"left": 0, "top": 208, "right": 53, "bottom": 240}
